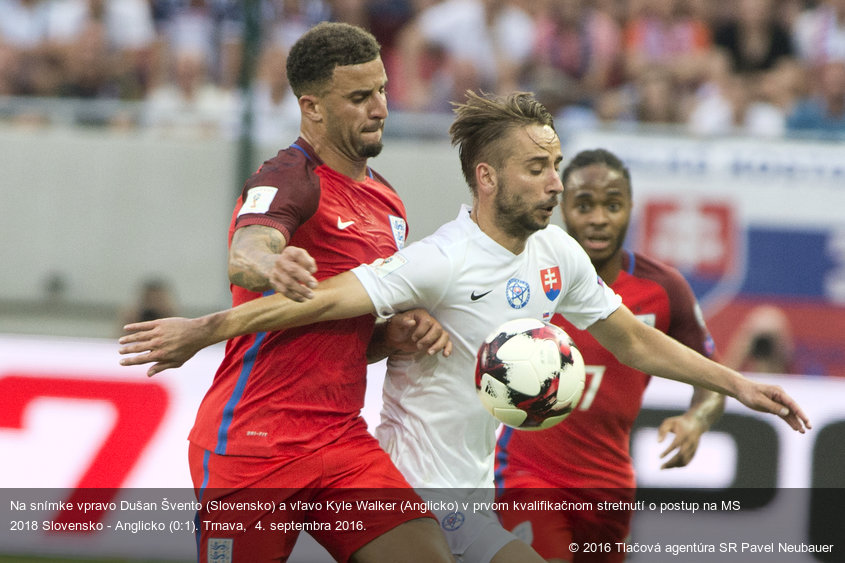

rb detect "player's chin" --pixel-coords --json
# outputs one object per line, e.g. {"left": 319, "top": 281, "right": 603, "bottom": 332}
{"left": 534, "top": 210, "right": 553, "bottom": 228}
{"left": 358, "top": 139, "right": 383, "bottom": 158}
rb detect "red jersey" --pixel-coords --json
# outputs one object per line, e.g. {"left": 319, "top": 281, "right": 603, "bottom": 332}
{"left": 495, "top": 250, "right": 715, "bottom": 490}
{"left": 189, "top": 138, "right": 408, "bottom": 458}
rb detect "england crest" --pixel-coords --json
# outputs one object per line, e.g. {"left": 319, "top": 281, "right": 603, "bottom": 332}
{"left": 208, "top": 538, "right": 233, "bottom": 563}
{"left": 541, "top": 267, "right": 561, "bottom": 300}
{"left": 389, "top": 215, "right": 406, "bottom": 249}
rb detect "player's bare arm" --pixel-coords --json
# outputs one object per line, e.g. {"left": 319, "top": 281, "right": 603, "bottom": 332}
{"left": 120, "top": 271, "right": 452, "bottom": 376}
{"left": 367, "top": 309, "right": 453, "bottom": 363}
{"left": 120, "top": 271, "right": 372, "bottom": 375}
{"left": 587, "top": 306, "right": 811, "bottom": 433}
{"left": 657, "top": 387, "right": 725, "bottom": 469}
{"left": 228, "top": 224, "right": 318, "bottom": 301}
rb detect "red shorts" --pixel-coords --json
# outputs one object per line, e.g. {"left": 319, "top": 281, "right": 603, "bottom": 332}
{"left": 188, "top": 434, "right": 435, "bottom": 562}
{"left": 496, "top": 478, "right": 632, "bottom": 563}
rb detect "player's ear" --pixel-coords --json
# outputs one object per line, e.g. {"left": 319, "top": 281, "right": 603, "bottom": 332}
{"left": 476, "top": 162, "right": 497, "bottom": 196}
{"left": 299, "top": 94, "right": 322, "bottom": 123}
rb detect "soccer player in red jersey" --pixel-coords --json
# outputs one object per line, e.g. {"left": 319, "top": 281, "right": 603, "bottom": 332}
{"left": 494, "top": 149, "right": 726, "bottom": 562}
{"left": 152, "top": 22, "right": 453, "bottom": 563}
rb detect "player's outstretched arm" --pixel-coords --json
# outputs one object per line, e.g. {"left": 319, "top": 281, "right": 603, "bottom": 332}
{"left": 119, "top": 271, "right": 375, "bottom": 376}
{"left": 588, "top": 306, "right": 811, "bottom": 433}
{"left": 657, "top": 387, "right": 725, "bottom": 469}
{"left": 367, "top": 308, "right": 453, "bottom": 363}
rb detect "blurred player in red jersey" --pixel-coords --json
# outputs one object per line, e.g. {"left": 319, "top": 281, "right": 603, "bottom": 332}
{"left": 494, "top": 148, "right": 726, "bottom": 562}
{"left": 154, "top": 22, "right": 453, "bottom": 563}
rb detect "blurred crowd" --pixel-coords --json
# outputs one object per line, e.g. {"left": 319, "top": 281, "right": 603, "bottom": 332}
{"left": 3, "top": 0, "right": 845, "bottom": 139}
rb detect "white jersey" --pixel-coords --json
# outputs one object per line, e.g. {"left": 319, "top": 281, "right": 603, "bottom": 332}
{"left": 352, "top": 205, "right": 621, "bottom": 489}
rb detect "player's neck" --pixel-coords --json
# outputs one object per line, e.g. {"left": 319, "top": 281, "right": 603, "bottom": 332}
{"left": 595, "top": 253, "right": 623, "bottom": 285}
{"left": 300, "top": 131, "right": 369, "bottom": 181}
{"left": 470, "top": 207, "right": 526, "bottom": 255}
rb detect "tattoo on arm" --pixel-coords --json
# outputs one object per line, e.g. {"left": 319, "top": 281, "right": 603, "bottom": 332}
{"left": 228, "top": 225, "right": 286, "bottom": 291}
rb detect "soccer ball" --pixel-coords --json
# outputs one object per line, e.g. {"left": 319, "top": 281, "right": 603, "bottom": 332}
{"left": 475, "top": 318, "right": 585, "bottom": 430}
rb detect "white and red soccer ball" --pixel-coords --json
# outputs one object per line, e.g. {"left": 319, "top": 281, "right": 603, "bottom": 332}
{"left": 475, "top": 318, "right": 585, "bottom": 430}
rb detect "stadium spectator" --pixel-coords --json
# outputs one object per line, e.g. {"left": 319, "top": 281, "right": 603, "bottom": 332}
{"left": 622, "top": 0, "right": 713, "bottom": 91}
{"left": 493, "top": 148, "right": 725, "bottom": 562}
{"left": 231, "top": 42, "right": 300, "bottom": 145}
{"left": 597, "top": 63, "right": 687, "bottom": 125}
{"left": 50, "top": 3, "right": 116, "bottom": 100}
{"left": 787, "top": 58, "right": 845, "bottom": 134}
{"left": 120, "top": 90, "right": 811, "bottom": 561}
{"left": 748, "top": 56, "right": 806, "bottom": 134}
{"left": 364, "top": 0, "right": 424, "bottom": 57}
{"left": 724, "top": 304, "right": 797, "bottom": 374}
{"left": 0, "top": 0, "right": 59, "bottom": 97}
{"left": 262, "top": 0, "right": 330, "bottom": 50}
{"left": 329, "top": 0, "right": 369, "bottom": 28}
{"left": 792, "top": 0, "right": 845, "bottom": 66}
{"left": 526, "top": 0, "right": 623, "bottom": 118}
{"left": 687, "top": 48, "right": 792, "bottom": 137}
{"left": 46, "top": 0, "right": 157, "bottom": 100}
{"left": 142, "top": 46, "right": 236, "bottom": 137}
{"left": 395, "top": 0, "right": 536, "bottom": 111}
{"left": 152, "top": 0, "right": 243, "bottom": 89}
{"left": 119, "top": 277, "right": 178, "bottom": 329}
{"left": 7, "top": 0, "right": 845, "bottom": 142}
{"left": 363, "top": 0, "right": 434, "bottom": 107}
{"left": 135, "top": 21, "right": 456, "bottom": 562}
{"left": 712, "top": 0, "right": 795, "bottom": 74}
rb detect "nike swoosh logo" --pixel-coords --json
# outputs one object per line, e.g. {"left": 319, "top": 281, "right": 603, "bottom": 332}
{"left": 337, "top": 217, "right": 355, "bottom": 230}
{"left": 471, "top": 290, "right": 492, "bottom": 301}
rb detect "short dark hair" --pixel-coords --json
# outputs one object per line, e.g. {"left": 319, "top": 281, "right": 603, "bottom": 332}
{"left": 561, "top": 148, "right": 632, "bottom": 194}
{"left": 286, "top": 22, "right": 381, "bottom": 97}
{"left": 449, "top": 91, "right": 555, "bottom": 195}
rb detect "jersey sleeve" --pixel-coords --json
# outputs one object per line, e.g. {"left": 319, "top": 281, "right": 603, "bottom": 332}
{"left": 351, "top": 240, "right": 450, "bottom": 319}
{"left": 663, "top": 267, "right": 717, "bottom": 359}
{"left": 554, "top": 235, "right": 622, "bottom": 329}
{"left": 233, "top": 148, "right": 321, "bottom": 242}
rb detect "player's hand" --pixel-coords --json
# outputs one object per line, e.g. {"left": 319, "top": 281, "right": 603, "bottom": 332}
{"left": 265, "top": 246, "right": 318, "bottom": 302}
{"left": 118, "top": 317, "right": 207, "bottom": 377}
{"left": 657, "top": 414, "right": 704, "bottom": 469}
{"left": 384, "top": 309, "right": 452, "bottom": 357}
{"left": 735, "top": 379, "right": 811, "bottom": 433}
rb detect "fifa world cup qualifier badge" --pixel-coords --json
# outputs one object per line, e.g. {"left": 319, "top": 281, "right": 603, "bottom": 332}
{"left": 237, "top": 186, "right": 278, "bottom": 216}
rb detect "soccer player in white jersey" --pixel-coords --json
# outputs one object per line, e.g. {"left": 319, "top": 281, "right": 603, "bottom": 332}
{"left": 121, "top": 91, "right": 810, "bottom": 563}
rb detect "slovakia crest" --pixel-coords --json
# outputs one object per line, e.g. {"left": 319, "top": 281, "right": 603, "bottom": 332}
{"left": 541, "top": 267, "right": 561, "bottom": 300}
{"left": 506, "top": 278, "right": 530, "bottom": 309}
